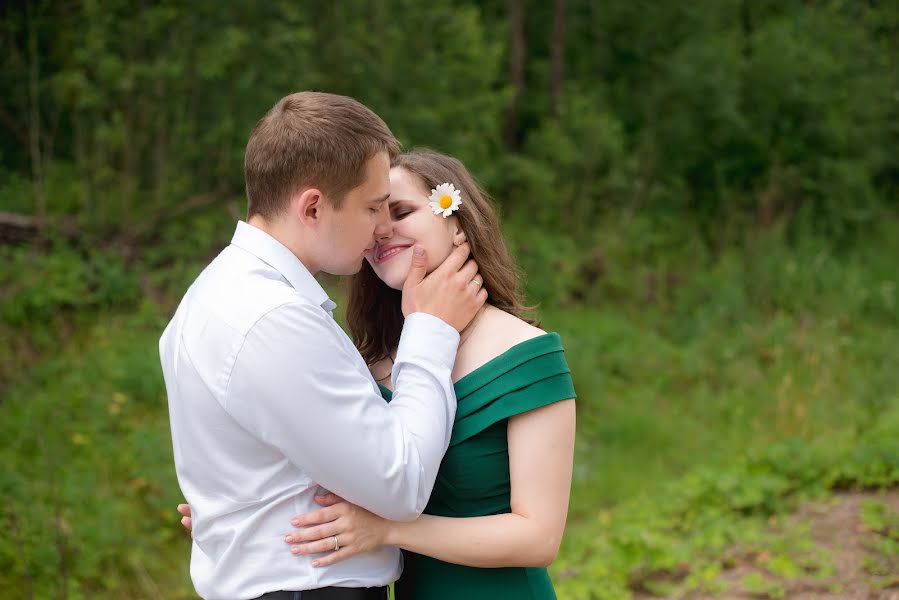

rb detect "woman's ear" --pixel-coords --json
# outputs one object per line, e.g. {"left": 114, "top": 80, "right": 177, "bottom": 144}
{"left": 451, "top": 223, "right": 467, "bottom": 247}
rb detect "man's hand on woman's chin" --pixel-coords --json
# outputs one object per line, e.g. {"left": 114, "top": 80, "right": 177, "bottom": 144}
{"left": 401, "top": 243, "right": 487, "bottom": 332}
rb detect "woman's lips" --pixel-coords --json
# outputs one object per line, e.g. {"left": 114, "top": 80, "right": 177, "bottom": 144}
{"left": 375, "top": 244, "right": 411, "bottom": 264}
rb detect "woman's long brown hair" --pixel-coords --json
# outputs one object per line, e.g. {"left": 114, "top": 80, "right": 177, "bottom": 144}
{"left": 347, "top": 148, "right": 536, "bottom": 366}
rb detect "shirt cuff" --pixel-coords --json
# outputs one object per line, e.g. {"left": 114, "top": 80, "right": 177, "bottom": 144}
{"left": 395, "top": 312, "right": 460, "bottom": 373}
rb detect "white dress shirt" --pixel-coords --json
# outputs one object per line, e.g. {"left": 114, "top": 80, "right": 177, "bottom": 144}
{"left": 159, "top": 221, "right": 459, "bottom": 600}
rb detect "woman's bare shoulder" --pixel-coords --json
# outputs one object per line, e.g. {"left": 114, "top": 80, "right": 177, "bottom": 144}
{"left": 485, "top": 308, "right": 546, "bottom": 346}
{"left": 453, "top": 308, "right": 546, "bottom": 381}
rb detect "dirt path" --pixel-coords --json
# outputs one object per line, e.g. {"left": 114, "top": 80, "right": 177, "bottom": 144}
{"left": 636, "top": 490, "right": 899, "bottom": 600}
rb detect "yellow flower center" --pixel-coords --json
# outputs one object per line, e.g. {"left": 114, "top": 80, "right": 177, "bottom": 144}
{"left": 439, "top": 195, "right": 453, "bottom": 209}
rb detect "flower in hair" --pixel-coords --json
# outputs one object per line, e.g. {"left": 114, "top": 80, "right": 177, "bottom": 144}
{"left": 428, "top": 183, "right": 462, "bottom": 217}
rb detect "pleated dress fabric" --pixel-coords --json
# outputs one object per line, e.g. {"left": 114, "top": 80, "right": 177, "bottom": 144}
{"left": 380, "top": 333, "right": 576, "bottom": 599}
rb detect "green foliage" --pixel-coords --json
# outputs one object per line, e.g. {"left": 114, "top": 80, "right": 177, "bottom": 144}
{"left": 540, "top": 220, "right": 899, "bottom": 598}
{"left": 1, "top": 1, "right": 898, "bottom": 598}
{"left": 0, "top": 303, "right": 194, "bottom": 599}
{"left": 0, "top": 243, "right": 142, "bottom": 386}
{"left": 1, "top": 222, "right": 896, "bottom": 598}
{"left": 3, "top": 0, "right": 897, "bottom": 249}
{"left": 1, "top": 245, "right": 139, "bottom": 326}
{"left": 742, "top": 572, "right": 786, "bottom": 599}
{"left": 860, "top": 500, "right": 899, "bottom": 586}
{"left": 579, "top": 0, "right": 898, "bottom": 241}
{"left": 551, "top": 428, "right": 898, "bottom": 599}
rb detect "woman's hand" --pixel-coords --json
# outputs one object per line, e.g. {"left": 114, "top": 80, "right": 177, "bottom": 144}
{"left": 285, "top": 493, "right": 391, "bottom": 567}
{"left": 177, "top": 503, "right": 193, "bottom": 535}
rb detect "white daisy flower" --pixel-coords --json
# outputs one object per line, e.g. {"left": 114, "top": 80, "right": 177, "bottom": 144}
{"left": 428, "top": 183, "right": 462, "bottom": 217}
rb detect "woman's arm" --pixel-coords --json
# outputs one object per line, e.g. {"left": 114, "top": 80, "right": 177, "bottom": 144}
{"left": 286, "top": 398, "right": 575, "bottom": 568}
{"left": 388, "top": 398, "right": 575, "bottom": 567}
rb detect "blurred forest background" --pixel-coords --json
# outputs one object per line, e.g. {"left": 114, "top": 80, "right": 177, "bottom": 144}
{"left": 1, "top": 1, "right": 898, "bottom": 599}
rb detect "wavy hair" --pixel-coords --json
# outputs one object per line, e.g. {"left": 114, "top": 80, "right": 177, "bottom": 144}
{"left": 347, "top": 148, "right": 536, "bottom": 366}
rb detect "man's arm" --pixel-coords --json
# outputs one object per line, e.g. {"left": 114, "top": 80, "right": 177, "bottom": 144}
{"left": 226, "top": 301, "right": 458, "bottom": 521}
{"left": 281, "top": 400, "right": 577, "bottom": 568}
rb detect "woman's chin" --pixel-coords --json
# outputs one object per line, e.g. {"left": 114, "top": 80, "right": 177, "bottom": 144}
{"left": 382, "top": 274, "right": 405, "bottom": 291}
{"left": 372, "top": 269, "right": 406, "bottom": 291}
{"left": 373, "top": 257, "right": 413, "bottom": 291}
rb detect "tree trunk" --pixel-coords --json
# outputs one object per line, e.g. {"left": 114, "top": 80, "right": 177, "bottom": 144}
{"left": 741, "top": 0, "right": 753, "bottom": 59}
{"left": 26, "top": 3, "right": 46, "bottom": 225}
{"left": 504, "top": 0, "right": 526, "bottom": 152}
{"left": 591, "top": 0, "right": 602, "bottom": 79}
{"left": 550, "top": 0, "right": 566, "bottom": 120}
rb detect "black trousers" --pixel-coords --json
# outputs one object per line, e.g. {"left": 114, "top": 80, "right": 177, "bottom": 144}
{"left": 253, "top": 587, "right": 389, "bottom": 600}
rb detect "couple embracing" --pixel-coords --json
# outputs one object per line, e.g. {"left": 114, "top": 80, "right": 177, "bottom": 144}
{"left": 159, "top": 92, "right": 576, "bottom": 600}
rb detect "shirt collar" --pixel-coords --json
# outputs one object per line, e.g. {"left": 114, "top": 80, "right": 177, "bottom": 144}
{"left": 230, "top": 221, "right": 338, "bottom": 313}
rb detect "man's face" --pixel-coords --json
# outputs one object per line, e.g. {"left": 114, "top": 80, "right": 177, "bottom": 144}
{"left": 315, "top": 151, "right": 392, "bottom": 276}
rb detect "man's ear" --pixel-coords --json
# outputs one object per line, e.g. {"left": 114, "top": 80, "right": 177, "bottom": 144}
{"left": 294, "top": 188, "right": 324, "bottom": 227}
{"left": 451, "top": 222, "right": 467, "bottom": 247}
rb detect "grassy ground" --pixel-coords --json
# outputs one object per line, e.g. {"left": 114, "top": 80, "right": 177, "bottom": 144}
{"left": 1, "top": 219, "right": 896, "bottom": 599}
{"left": 548, "top": 300, "right": 898, "bottom": 598}
{"left": 543, "top": 220, "right": 898, "bottom": 598}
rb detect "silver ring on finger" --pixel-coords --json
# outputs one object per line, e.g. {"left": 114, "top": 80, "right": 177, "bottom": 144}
{"left": 333, "top": 535, "right": 340, "bottom": 551}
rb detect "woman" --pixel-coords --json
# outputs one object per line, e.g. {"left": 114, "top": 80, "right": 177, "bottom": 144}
{"left": 181, "top": 149, "right": 576, "bottom": 598}
{"left": 285, "top": 149, "right": 576, "bottom": 599}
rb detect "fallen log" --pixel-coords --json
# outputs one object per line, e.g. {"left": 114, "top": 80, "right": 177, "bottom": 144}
{"left": 0, "top": 211, "right": 39, "bottom": 245}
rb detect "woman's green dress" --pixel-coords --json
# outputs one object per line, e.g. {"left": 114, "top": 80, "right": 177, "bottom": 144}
{"left": 380, "top": 332, "right": 576, "bottom": 599}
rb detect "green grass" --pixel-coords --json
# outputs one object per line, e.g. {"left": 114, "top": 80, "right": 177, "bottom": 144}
{"left": 860, "top": 499, "right": 899, "bottom": 589}
{"left": 540, "top": 219, "right": 899, "bottom": 598}
{"left": 1, "top": 218, "right": 897, "bottom": 599}
{"left": 551, "top": 303, "right": 896, "bottom": 514}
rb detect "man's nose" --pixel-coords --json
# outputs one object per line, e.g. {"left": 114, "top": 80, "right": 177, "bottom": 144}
{"left": 374, "top": 214, "right": 393, "bottom": 240}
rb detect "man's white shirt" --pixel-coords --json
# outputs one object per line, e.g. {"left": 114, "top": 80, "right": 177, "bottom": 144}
{"left": 159, "top": 221, "right": 459, "bottom": 599}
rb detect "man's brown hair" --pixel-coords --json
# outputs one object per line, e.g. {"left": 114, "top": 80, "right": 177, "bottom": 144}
{"left": 245, "top": 92, "right": 401, "bottom": 219}
{"left": 347, "top": 149, "right": 538, "bottom": 366}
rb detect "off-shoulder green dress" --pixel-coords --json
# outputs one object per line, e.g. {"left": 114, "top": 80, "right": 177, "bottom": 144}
{"left": 380, "top": 332, "right": 576, "bottom": 600}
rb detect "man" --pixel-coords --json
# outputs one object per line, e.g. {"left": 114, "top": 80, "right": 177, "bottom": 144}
{"left": 159, "top": 92, "right": 486, "bottom": 600}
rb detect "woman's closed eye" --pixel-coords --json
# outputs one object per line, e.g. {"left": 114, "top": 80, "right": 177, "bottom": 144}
{"left": 388, "top": 199, "right": 418, "bottom": 221}
{"left": 389, "top": 204, "right": 413, "bottom": 220}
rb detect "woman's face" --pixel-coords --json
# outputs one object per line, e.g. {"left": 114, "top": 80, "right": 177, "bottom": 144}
{"left": 364, "top": 167, "right": 465, "bottom": 290}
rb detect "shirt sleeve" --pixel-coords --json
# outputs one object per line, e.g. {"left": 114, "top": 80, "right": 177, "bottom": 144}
{"left": 225, "top": 302, "right": 459, "bottom": 521}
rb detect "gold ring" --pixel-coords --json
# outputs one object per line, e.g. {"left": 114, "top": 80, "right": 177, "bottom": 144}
{"left": 333, "top": 535, "right": 340, "bottom": 551}
{"left": 470, "top": 279, "right": 482, "bottom": 288}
